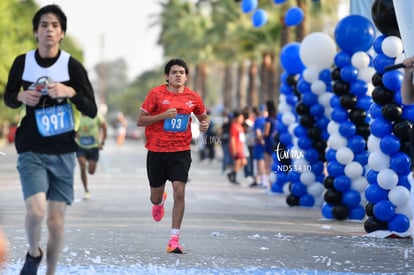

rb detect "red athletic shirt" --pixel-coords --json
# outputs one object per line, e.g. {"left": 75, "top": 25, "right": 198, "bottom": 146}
{"left": 141, "top": 84, "right": 206, "bottom": 152}
{"left": 229, "top": 122, "right": 246, "bottom": 158}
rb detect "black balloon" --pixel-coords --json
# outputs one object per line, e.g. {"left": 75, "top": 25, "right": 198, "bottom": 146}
{"left": 365, "top": 202, "right": 374, "bottom": 217}
{"left": 333, "top": 80, "right": 350, "bottom": 96}
{"left": 393, "top": 120, "right": 412, "bottom": 141}
{"left": 313, "top": 140, "right": 327, "bottom": 154}
{"left": 296, "top": 102, "right": 310, "bottom": 115}
{"left": 286, "top": 194, "right": 300, "bottom": 206}
{"left": 307, "top": 127, "right": 321, "bottom": 140}
{"left": 332, "top": 204, "right": 349, "bottom": 220}
{"left": 323, "top": 176, "right": 335, "bottom": 189}
{"left": 382, "top": 103, "right": 402, "bottom": 121}
{"left": 356, "top": 123, "right": 371, "bottom": 139}
{"left": 372, "top": 0, "right": 400, "bottom": 37}
{"left": 340, "top": 94, "right": 357, "bottom": 109}
{"left": 331, "top": 67, "right": 342, "bottom": 81}
{"left": 287, "top": 75, "right": 298, "bottom": 86}
{"left": 299, "top": 114, "right": 315, "bottom": 128}
{"left": 364, "top": 216, "right": 388, "bottom": 233}
{"left": 324, "top": 188, "right": 342, "bottom": 205}
{"left": 371, "top": 72, "right": 383, "bottom": 86}
{"left": 350, "top": 109, "right": 367, "bottom": 125}
{"left": 371, "top": 86, "right": 394, "bottom": 106}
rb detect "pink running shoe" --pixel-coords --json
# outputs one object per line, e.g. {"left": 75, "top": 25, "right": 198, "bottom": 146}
{"left": 152, "top": 192, "right": 167, "bottom": 222}
{"left": 166, "top": 235, "right": 184, "bottom": 253}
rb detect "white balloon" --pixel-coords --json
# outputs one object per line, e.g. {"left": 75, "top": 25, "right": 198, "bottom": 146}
{"left": 327, "top": 121, "right": 340, "bottom": 135}
{"left": 395, "top": 203, "right": 412, "bottom": 218}
{"left": 307, "top": 182, "right": 324, "bottom": 197}
{"left": 351, "top": 51, "right": 370, "bottom": 69}
{"left": 344, "top": 161, "right": 363, "bottom": 179}
{"left": 300, "top": 32, "right": 337, "bottom": 69}
{"left": 368, "top": 150, "right": 390, "bottom": 171}
{"left": 282, "top": 112, "right": 296, "bottom": 125}
{"left": 357, "top": 67, "right": 376, "bottom": 83}
{"left": 388, "top": 186, "right": 411, "bottom": 207}
{"left": 303, "top": 67, "right": 320, "bottom": 83}
{"left": 288, "top": 123, "right": 298, "bottom": 135}
{"left": 318, "top": 92, "right": 332, "bottom": 108}
{"left": 328, "top": 133, "right": 347, "bottom": 150}
{"left": 336, "top": 147, "right": 354, "bottom": 165}
{"left": 283, "top": 182, "right": 290, "bottom": 195}
{"left": 311, "top": 80, "right": 326, "bottom": 95}
{"left": 351, "top": 177, "right": 368, "bottom": 193}
{"left": 367, "top": 135, "right": 381, "bottom": 152}
{"left": 382, "top": 36, "right": 404, "bottom": 58}
{"left": 377, "top": 168, "right": 398, "bottom": 190}
{"left": 300, "top": 171, "right": 315, "bottom": 185}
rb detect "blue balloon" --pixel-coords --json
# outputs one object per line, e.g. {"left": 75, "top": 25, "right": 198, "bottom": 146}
{"left": 289, "top": 171, "right": 301, "bottom": 182}
{"left": 373, "top": 35, "right": 385, "bottom": 54}
{"left": 350, "top": 80, "right": 368, "bottom": 96}
{"left": 280, "top": 43, "right": 306, "bottom": 74}
{"left": 370, "top": 117, "right": 392, "bottom": 138}
{"left": 342, "top": 189, "right": 361, "bottom": 208}
{"left": 279, "top": 132, "right": 292, "bottom": 146}
{"left": 333, "top": 175, "right": 351, "bottom": 192}
{"left": 390, "top": 152, "right": 411, "bottom": 175}
{"left": 338, "top": 121, "right": 356, "bottom": 138}
{"left": 297, "top": 79, "right": 311, "bottom": 93}
{"left": 331, "top": 107, "right": 349, "bottom": 123}
{"left": 388, "top": 214, "right": 410, "bottom": 233}
{"left": 311, "top": 161, "right": 324, "bottom": 175}
{"left": 373, "top": 200, "right": 395, "bottom": 222}
{"left": 316, "top": 117, "right": 329, "bottom": 130}
{"left": 299, "top": 194, "right": 315, "bottom": 207}
{"left": 274, "top": 0, "right": 286, "bottom": 3}
{"left": 321, "top": 203, "right": 334, "bottom": 219}
{"left": 402, "top": 104, "right": 414, "bottom": 122}
{"left": 379, "top": 134, "right": 401, "bottom": 155}
{"left": 355, "top": 95, "right": 372, "bottom": 110}
{"left": 349, "top": 205, "right": 366, "bottom": 220}
{"left": 325, "top": 149, "right": 337, "bottom": 162}
{"left": 294, "top": 125, "right": 308, "bottom": 137}
{"left": 365, "top": 183, "right": 388, "bottom": 204}
{"left": 327, "top": 161, "right": 344, "bottom": 177}
{"left": 252, "top": 9, "right": 267, "bottom": 28}
{"left": 373, "top": 53, "right": 394, "bottom": 74}
{"left": 348, "top": 135, "right": 366, "bottom": 153}
{"left": 334, "top": 15, "right": 376, "bottom": 54}
{"left": 382, "top": 70, "right": 403, "bottom": 92}
{"left": 354, "top": 151, "right": 369, "bottom": 166}
{"left": 291, "top": 181, "right": 307, "bottom": 196}
{"left": 334, "top": 51, "right": 352, "bottom": 68}
{"left": 330, "top": 95, "right": 341, "bottom": 108}
{"left": 366, "top": 170, "right": 378, "bottom": 185}
{"left": 241, "top": 0, "right": 257, "bottom": 13}
{"left": 319, "top": 69, "right": 332, "bottom": 83}
{"left": 310, "top": 103, "right": 325, "bottom": 118}
{"left": 369, "top": 103, "right": 383, "bottom": 119}
{"left": 301, "top": 92, "right": 318, "bottom": 105}
{"left": 285, "top": 7, "right": 304, "bottom": 27}
{"left": 304, "top": 148, "right": 319, "bottom": 163}
{"left": 298, "top": 137, "right": 312, "bottom": 150}
{"left": 340, "top": 65, "right": 359, "bottom": 83}
{"left": 398, "top": 175, "right": 411, "bottom": 190}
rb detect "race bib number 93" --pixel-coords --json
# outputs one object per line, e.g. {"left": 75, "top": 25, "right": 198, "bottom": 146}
{"left": 35, "top": 103, "right": 74, "bottom": 137}
{"left": 163, "top": 114, "right": 190, "bottom": 132}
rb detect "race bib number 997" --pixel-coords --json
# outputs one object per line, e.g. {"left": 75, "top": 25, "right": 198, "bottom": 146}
{"left": 35, "top": 103, "right": 74, "bottom": 137}
{"left": 163, "top": 114, "right": 190, "bottom": 132}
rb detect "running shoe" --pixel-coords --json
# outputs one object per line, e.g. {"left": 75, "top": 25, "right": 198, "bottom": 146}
{"left": 152, "top": 192, "right": 167, "bottom": 222}
{"left": 83, "top": 192, "right": 91, "bottom": 200}
{"left": 166, "top": 235, "right": 184, "bottom": 253}
{"left": 20, "top": 248, "right": 43, "bottom": 275}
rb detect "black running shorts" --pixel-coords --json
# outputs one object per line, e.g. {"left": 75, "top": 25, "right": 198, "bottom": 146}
{"left": 146, "top": 150, "right": 192, "bottom": 188}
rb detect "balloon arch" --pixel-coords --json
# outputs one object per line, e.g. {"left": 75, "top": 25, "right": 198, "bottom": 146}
{"left": 239, "top": 0, "right": 414, "bottom": 237}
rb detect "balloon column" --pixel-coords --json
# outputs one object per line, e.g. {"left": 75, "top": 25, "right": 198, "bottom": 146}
{"left": 284, "top": 32, "right": 336, "bottom": 207}
{"left": 363, "top": 0, "right": 412, "bottom": 235}
{"left": 273, "top": 42, "right": 305, "bottom": 193}
{"left": 321, "top": 15, "right": 376, "bottom": 221}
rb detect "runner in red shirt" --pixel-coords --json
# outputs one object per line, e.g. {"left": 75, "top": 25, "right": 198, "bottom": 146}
{"left": 227, "top": 110, "right": 248, "bottom": 184}
{"left": 137, "top": 59, "right": 209, "bottom": 253}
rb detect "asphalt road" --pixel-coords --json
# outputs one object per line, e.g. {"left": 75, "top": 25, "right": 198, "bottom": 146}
{"left": 0, "top": 138, "right": 413, "bottom": 274}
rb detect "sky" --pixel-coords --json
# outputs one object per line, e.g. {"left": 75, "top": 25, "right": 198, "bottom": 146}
{"left": 35, "top": 0, "right": 164, "bottom": 81}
